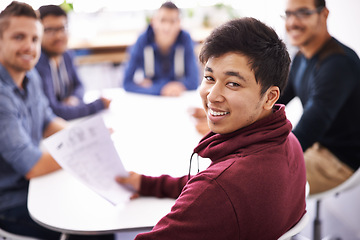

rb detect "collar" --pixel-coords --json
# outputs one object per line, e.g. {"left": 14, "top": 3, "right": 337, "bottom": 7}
{"left": 193, "top": 104, "right": 292, "bottom": 161}
{"left": 0, "top": 63, "right": 31, "bottom": 95}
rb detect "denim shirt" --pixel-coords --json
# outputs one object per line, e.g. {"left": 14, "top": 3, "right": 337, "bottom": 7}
{"left": 0, "top": 64, "right": 55, "bottom": 211}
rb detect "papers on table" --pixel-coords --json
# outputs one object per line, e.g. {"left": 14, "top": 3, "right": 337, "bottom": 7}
{"left": 43, "top": 115, "right": 131, "bottom": 205}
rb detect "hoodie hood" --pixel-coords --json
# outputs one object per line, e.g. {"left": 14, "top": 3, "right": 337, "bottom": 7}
{"left": 193, "top": 104, "right": 292, "bottom": 162}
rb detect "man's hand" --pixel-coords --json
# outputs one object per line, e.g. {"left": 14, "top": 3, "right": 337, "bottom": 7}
{"left": 101, "top": 97, "right": 112, "bottom": 109}
{"left": 189, "top": 107, "right": 210, "bottom": 136}
{"left": 63, "top": 96, "right": 80, "bottom": 106}
{"left": 138, "top": 78, "right": 153, "bottom": 88}
{"left": 161, "top": 81, "right": 186, "bottom": 97}
{"left": 116, "top": 171, "right": 141, "bottom": 199}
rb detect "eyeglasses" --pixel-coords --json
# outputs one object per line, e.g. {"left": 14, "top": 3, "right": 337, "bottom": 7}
{"left": 281, "top": 7, "right": 324, "bottom": 20}
{"left": 44, "top": 25, "right": 68, "bottom": 36}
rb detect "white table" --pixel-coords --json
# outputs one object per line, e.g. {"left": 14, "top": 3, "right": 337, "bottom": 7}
{"left": 28, "top": 89, "right": 209, "bottom": 237}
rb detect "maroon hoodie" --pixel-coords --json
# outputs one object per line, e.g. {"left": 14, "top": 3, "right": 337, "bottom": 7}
{"left": 137, "top": 104, "right": 306, "bottom": 240}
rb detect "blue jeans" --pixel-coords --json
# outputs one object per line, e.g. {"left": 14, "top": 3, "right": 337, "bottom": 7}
{"left": 0, "top": 204, "right": 61, "bottom": 239}
{"left": 0, "top": 204, "right": 114, "bottom": 240}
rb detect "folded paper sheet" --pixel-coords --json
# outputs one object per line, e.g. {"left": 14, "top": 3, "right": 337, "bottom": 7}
{"left": 43, "top": 115, "right": 131, "bottom": 205}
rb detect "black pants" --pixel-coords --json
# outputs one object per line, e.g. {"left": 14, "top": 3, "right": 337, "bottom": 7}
{"left": 0, "top": 204, "right": 114, "bottom": 240}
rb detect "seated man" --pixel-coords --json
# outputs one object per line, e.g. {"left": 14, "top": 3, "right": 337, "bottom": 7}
{"left": 117, "top": 18, "right": 306, "bottom": 239}
{"left": 193, "top": 0, "right": 360, "bottom": 196}
{"left": 0, "top": 4, "right": 114, "bottom": 239}
{"left": 36, "top": 5, "right": 111, "bottom": 120}
{"left": 278, "top": 0, "right": 360, "bottom": 194}
{"left": 0, "top": 2, "right": 65, "bottom": 238}
{"left": 123, "top": 1, "right": 199, "bottom": 96}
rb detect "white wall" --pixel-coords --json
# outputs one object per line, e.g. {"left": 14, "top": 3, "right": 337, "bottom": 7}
{"left": 326, "top": 0, "right": 360, "bottom": 55}
{"left": 231, "top": 0, "right": 360, "bottom": 56}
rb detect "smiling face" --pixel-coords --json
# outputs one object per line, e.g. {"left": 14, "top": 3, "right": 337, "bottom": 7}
{"left": 285, "top": 0, "right": 327, "bottom": 48}
{"left": 199, "top": 52, "right": 279, "bottom": 134}
{"left": 0, "top": 16, "right": 42, "bottom": 75}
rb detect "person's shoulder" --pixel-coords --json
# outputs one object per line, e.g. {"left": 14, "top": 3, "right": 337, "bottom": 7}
{"left": 138, "top": 25, "right": 153, "bottom": 43}
{"left": 335, "top": 39, "right": 360, "bottom": 71}
{"left": 187, "top": 158, "right": 236, "bottom": 191}
{"left": 197, "top": 157, "right": 241, "bottom": 182}
{"left": 318, "top": 38, "right": 360, "bottom": 67}
{"left": 180, "top": 28, "right": 191, "bottom": 37}
{"left": 129, "top": 27, "right": 151, "bottom": 51}
{"left": 288, "top": 132, "right": 303, "bottom": 151}
{"left": 61, "top": 50, "right": 78, "bottom": 63}
{"left": 26, "top": 68, "right": 43, "bottom": 87}
{"left": 315, "top": 40, "right": 360, "bottom": 79}
{"left": 177, "top": 29, "right": 192, "bottom": 42}
{"left": 36, "top": 50, "right": 50, "bottom": 68}
{"left": 64, "top": 49, "right": 74, "bottom": 58}
{"left": 292, "top": 51, "right": 304, "bottom": 61}
{"left": 333, "top": 38, "right": 359, "bottom": 58}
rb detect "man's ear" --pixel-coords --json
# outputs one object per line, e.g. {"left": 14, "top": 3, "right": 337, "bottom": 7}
{"left": 322, "top": 7, "right": 329, "bottom": 20}
{"left": 263, "top": 86, "right": 280, "bottom": 110}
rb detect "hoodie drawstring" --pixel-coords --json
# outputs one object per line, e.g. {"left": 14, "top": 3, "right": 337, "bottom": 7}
{"left": 188, "top": 152, "right": 200, "bottom": 181}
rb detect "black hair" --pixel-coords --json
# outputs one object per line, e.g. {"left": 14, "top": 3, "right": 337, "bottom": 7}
{"left": 0, "top": 1, "right": 38, "bottom": 37}
{"left": 38, "top": 5, "right": 67, "bottom": 20}
{"left": 314, "top": 0, "right": 326, "bottom": 8}
{"left": 199, "top": 17, "right": 290, "bottom": 95}
{"left": 160, "top": 1, "right": 178, "bottom": 11}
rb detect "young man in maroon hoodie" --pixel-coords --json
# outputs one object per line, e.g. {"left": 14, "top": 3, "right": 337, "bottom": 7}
{"left": 117, "top": 18, "right": 306, "bottom": 240}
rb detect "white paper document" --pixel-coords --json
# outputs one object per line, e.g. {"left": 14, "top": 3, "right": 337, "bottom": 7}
{"left": 43, "top": 115, "right": 132, "bottom": 205}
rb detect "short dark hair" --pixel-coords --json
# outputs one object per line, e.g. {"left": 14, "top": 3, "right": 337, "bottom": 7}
{"left": 199, "top": 17, "right": 290, "bottom": 95}
{"left": 38, "top": 5, "right": 67, "bottom": 20}
{"left": 314, "top": 0, "right": 326, "bottom": 8}
{"left": 0, "top": 1, "right": 38, "bottom": 37}
{"left": 160, "top": 1, "right": 178, "bottom": 11}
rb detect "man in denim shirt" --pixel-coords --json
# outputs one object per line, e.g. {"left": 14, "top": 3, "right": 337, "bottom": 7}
{"left": 0, "top": 2, "right": 66, "bottom": 238}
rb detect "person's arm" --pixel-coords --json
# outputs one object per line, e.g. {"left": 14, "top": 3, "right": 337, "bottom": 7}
{"left": 43, "top": 117, "right": 67, "bottom": 138}
{"left": 37, "top": 53, "right": 107, "bottom": 120}
{"left": 116, "top": 172, "right": 188, "bottom": 199}
{"left": 25, "top": 152, "right": 60, "bottom": 179}
{"left": 26, "top": 116, "right": 68, "bottom": 179}
{"left": 139, "top": 174, "right": 188, "bottom": 198}
{"left": 135, "top": 175, "right": 238, "bottom": 240}
{"left": 116, "top": 171, "right": 238, "bottom": 239}
{"left": 124, "top": 76, "right": 168, "bottom": 95}
{"left": 160, "top": 81, "right": 186, "bottom": 96}
{"left": 0, "top": 97, "right": 62, "bottom": 179}
{"left": 293, "top": 56, "right": 358, "bottom": 151}
{"left": 53, "top": 100, "right": 106, "bottom": 120}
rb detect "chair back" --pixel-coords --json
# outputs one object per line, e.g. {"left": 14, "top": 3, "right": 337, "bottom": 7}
{"left": 277, "top": 212, "right": 309, "bottom": 240}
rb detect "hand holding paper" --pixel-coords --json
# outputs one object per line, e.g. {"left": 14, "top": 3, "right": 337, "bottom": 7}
{"left": 43, "top": 115, "right": 132, "bottom": 205}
